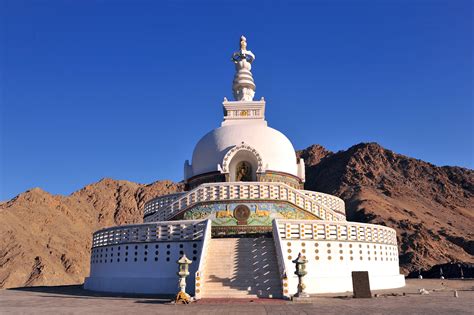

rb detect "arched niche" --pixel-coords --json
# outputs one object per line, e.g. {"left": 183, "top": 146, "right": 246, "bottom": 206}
{"left": 221, "top": 143, "right": 263, "bottom": 182}
{"left": 228, "top": 150, "right": 259, "bottom": 182}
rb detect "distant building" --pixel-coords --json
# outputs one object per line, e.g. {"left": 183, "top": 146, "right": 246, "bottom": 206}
{"left": 84, "top": 36, "right": 405, "bottom": 298}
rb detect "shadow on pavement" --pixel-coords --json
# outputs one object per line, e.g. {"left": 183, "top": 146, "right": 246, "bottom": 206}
{"left": 135, "top": 299, "right": 174, "bottom": 304}
{"left": 7, "top": 284, "right": 173, "bottom": 302}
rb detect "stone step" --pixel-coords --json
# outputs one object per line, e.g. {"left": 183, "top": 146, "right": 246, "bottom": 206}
{"left": 204, "top": 268, "right": 279, "bottom": 272}
{"left": 203, "top": 284, "right": 281, "bottom": 289}
{"left": 202, "top": 288, "right": 279, "bottom": 292}
{"left": 204, "top": 278, "right": 280, "bottom": 283}
{"left": 203, "top": 272, "right": 279, "bottom": 282}
{"left": 203, "top": 290, "right": 280, "bottom": 295}
{"left": 203, "top": 283, "right": 281, "bottom": 287}
{"left": 204, "top": 280, "right": 281, "bottom": 287}
{"left": 201, "top": 292, "right": 281, "bottom": 298}
{"left": 204, "top": 275, "right": 280, "bottom": 279}
{"left": 204, "top": 267, "right": 279, "bottom": 270}
{"left": 205, "top": 267, "right": 278, "bottom": 270}
{"left": 204, "top": 275, "right": 280, "bottom": 280}
{"left": 203, "top": 288, "right": 281, "bottom": 292}
{"left": 202, "top": 292, "right": 258, "bottom": 296}
{"left": 200, "top": 238, "right": 282, "bottom": 299}
{"left": 201, "top": 293, "right": 260, "bottom": 298}
{"left": 203, "top": 270, "right": 280, "bottom": 275}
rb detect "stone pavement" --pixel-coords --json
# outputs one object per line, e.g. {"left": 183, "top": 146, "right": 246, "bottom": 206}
{"left": 1, "top": 279, "right": 473, "bottom": 314}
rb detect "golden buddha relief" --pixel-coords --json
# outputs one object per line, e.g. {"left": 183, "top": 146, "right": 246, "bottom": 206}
{"left": 235, "top": 161, "right": 252, "bottom": 181}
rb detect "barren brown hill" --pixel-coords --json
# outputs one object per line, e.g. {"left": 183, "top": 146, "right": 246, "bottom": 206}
{"left": 299, "top": 142, "right": 474, "bottom": 274}
{"left": 0, "top": 143, "right": 472, "bottom": 289}
{"left": 0, "top": 179, "right": 182, "bottom": 289}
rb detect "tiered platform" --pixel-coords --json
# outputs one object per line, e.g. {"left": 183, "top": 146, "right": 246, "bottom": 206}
{"left": 84, "top": 213, "right": 405, "bottom": 297}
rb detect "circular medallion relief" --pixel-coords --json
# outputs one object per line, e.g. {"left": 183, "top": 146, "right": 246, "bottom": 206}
{"left": 233, "top": 205, "right": 251, "bottom": 224}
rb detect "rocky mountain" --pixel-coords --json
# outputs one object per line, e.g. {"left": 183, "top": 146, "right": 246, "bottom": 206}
{"left": 298, "top": 142, "right": 474, "bottom": 274}
{"left": 0, "top": 142, "right": 472, "bottom": 288}
{"left": 0, "top": 179, "right": 182, "bottom": 289}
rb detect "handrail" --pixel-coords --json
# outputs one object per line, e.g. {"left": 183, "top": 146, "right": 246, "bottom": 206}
{"left": 272, "top": 220, "right": 286, "bottom": 276}
{"left": 143, "top": 192, "right": 186, "bottom": 216}
{"left": 194, "top": 219, "right": 212, "bottom": 299}
{"left": 144, "top": 182, "right": 347, "bottom": 223}
{"left": 194, "top": 219, "right": 212, "bottom": 274}
{"left": 272, "top": 219, "right": 288, "bottom": 296}
{"left": 299, "top": 190, "right": 346, "bottom": 215}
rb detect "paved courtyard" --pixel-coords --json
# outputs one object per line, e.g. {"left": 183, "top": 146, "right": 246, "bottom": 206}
{"left": 1, "top": 279, "right": 473, "bottom": 314}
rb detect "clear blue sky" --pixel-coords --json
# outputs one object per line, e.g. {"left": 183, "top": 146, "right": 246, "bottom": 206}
{"left": 1, "top": 0, "right": 472, "bottom": 200}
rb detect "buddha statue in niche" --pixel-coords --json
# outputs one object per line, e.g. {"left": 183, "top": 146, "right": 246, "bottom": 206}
{"left": 236, "top": 161, "right": 252, "bottom": 182}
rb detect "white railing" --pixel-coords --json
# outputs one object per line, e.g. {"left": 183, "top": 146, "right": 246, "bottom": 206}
{"left": 91, "top": 220, "right": 209, "bottom": 248}
{"left": 194, "top": 219, "right": 212, "bottom": 299}
{"left": 143, "top": 192, "right": 186, "bottom": 216}
{"left": 300, "top": 190, "right": 345, "bottom": 215}
{"left": 274, "top": 219, "right": 397, "bottom": 246}
{"left": 144, "top": 182, "right": 347, "bottom": 223}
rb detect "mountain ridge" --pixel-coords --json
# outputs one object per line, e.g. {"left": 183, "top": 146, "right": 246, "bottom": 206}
{"left": 0, "top": 142, "right": 472, "bottom": 288}
{"left": 298, "top": 142, "right": 473, "bottom": 272}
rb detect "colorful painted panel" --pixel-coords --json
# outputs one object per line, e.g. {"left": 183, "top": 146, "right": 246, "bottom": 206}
{"left": 183, "top": 202, "right": 317, "bottom": 226}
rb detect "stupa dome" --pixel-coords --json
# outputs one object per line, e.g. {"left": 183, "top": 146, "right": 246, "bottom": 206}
{"left": 183, "top": 36, "right": 304, "bottom": 183}
{"left": 189, "top": 123, "right": 298, "bottom": 179}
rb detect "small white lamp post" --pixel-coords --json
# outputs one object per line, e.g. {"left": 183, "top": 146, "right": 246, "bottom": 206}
{"left": 175, "top": 254, "right": 192, "bottom": 304}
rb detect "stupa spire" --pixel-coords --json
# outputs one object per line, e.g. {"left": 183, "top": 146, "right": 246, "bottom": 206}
{"left": 231, "top": 35, "right": 256, "bottom": 101}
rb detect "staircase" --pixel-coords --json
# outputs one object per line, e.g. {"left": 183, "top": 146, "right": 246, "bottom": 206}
{"left": 201, "top": 238, "right": 283, "bottom": 298}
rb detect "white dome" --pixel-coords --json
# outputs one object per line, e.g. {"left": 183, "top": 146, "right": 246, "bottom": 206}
{"left": 190, "top": 123, "right": 298, "bottom": 178}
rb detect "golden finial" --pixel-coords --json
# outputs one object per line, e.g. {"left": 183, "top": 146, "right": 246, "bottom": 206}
{"left": 240, "top": 35, "right": 247, "bottom": 51}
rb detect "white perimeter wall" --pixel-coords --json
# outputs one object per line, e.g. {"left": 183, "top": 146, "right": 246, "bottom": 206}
{"left": 84, "top": 219, "right": 211, "bottom": 295}
{"left": 273, "top": 219, "right": 405, "bottom": 297}
{"left": 278, "top": 239, "right": 405, "bottom": 296}
{"left": 84, "top": 240, "right": 203, "bottom": 295}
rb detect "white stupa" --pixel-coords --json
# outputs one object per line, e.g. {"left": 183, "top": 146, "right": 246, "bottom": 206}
{"left": 84, "top": 36, "right": 405, "bottom": 298}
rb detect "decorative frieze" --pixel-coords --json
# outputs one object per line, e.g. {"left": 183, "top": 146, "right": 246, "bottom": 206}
{"left": 182, "top": 201, "right": 318, "bottom": 227}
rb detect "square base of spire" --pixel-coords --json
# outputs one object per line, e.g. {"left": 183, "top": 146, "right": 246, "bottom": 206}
{"left": 222, "top": 99, "right": 266, "bottom": 126}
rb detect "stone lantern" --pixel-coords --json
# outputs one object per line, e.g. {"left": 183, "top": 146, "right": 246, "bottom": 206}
{"left": 175, "top": 254, "right": 192, "bottom": 304}
{"left": 292, "top": 252, "right": 309, "bottom": 298}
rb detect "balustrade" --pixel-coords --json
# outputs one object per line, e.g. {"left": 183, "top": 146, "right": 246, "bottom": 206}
{"left": 144, "top": 182, "right": 347, "bottom": 223}
{"left": 275, "top": 219, "right": 397, "bottom": 246}
{"left": 91, "top": 220, "right": 209, "bottom": 248}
